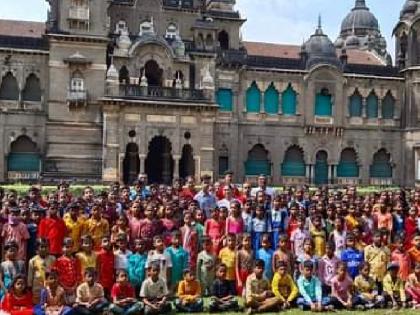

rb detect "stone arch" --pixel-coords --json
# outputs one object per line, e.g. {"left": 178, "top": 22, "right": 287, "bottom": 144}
{"left": 22, "top": 73, "right": 42, "bottom": 102}
{"left": 348, "top": 88, "right": 362, "bottom": 117}
{"left": 145, "top": 135, "right": 174, "bottom": 184}
{"left": 123, "top": 142, "right": 140, "bottom": 185}
{"left": 8, "top": 135, "right": 40, "bottom": 174}
{"left": 337, "top": 148, "right": 359, "bottom": 178}
{"left": 370, "top": 148, "right": 392, "bottom": 178}
{"left": 179, "top": 144, "right": 195, "bottom": 180}
{"left": 382, "top": 90, "right": 395, "bottom": 119}
{"left": 218, "top": 30, "right": 229, "bottom": 50}
{"left": 142, "top": 60, "right": 163, "bottom": 87}
{"left": 281, "top": 145, "right": 305, "bottom": 177}
{"left": 314, "top": 150, "right": 329, "bottom": 185}
{"left": 245, "top": 144, "right": 271, "bottom": 176}
{"left": 366, "top": 90, "right": 378, "bottom": 118}
{"left": 0, "top": 71, "right": 19, "bottom": 101}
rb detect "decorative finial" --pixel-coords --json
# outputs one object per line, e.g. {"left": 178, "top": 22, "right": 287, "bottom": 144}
{"left": 355, "top": 0, "right": 366, "bottom": 9}
{"left": 318, "top": 14, "right": 322, "bottom": 30}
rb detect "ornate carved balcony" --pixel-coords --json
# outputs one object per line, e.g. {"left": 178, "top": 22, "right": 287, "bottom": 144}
{"left": 67, "top": 89, "right": 87, "bottom": 107}
{"left": 113, "top": 85, "right": 209, "bottom": 102}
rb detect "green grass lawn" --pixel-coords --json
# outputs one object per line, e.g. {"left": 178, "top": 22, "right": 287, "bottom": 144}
{"left": 177, "top": 309, "right": 419, "bottom": 315}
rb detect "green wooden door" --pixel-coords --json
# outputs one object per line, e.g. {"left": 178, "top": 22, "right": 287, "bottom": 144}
{"left": 315, "top": 93, "right": 332, "bottom": 116}
{"left": 246, "top": 82, "right": 261, "bottom": 113}
{"left": 245, "top": 160, "right": 271, "bottom": 176}
{"left": 8, "top": 153, "right": 40, "bottom": 172}
{"left": 314, "top": 151, "right": 328, "bottom": 185}
{"left": 216, "top": 88, "right": 233, "bottom": 112}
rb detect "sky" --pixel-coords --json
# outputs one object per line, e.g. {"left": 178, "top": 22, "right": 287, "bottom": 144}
{"left": 0, "top": 0, "right": 405, "bottom": 58}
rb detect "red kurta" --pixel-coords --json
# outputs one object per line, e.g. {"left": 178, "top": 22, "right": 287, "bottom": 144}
{"left": 52, "top": 256, "right": 82, "bottom": 290}
{"left": 1, "top": 292, "right": 33, "bottom": 315}
{"left": 96, "top": 249, "right": 115, "bottom": 291}
{"left": 38, "top": 216, "right": 67, "bottom": 255}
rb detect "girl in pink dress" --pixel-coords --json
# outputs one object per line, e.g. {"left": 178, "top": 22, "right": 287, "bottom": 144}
{"left": 204, "top": 208, "right": 225, "bottom": 256}
{"left": 160, "top": 205, "right": 178, "bottom": 247}
{"left": 226, "top": 201, "right": 244, "bottom": 240}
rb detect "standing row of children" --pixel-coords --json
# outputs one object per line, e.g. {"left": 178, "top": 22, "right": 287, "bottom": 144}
{"left": 1, "top": 173, "right": 420, "bottom": 314}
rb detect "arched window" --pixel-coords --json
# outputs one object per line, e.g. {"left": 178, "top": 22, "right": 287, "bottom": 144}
{"left": 139, "top": 20, "right": 154, "bottom": 36}
{"left": 205, "top": 34, "right": 213, "bottom": 50}
{"left": 264, "top": 83, "right": 279, "bottom": 114}
{"left": 281, "top": 84, "right": 297, "bottom": 115}
{"left": 119, "top": 66, "right": 129, "bottom": 84}
{"left": 216, "top": 88, "right": 233, "bottom": 112}
{"left": 181, "top": 0, "right": 193, "bottom": 8}
{"left": 314, "top": 151, "right": 329, "bottom": 185}
{"left": 382, "top": 91, "right": 395, "bottom": 119}
{"left": 144, "top": 60, "right": 163, "bottom": 87}
{"left": 22, "top": 74, "right": 41, "bottom": 102}
{"left": 165, "top": 23, "right": 178, "bottom": 39}
{"left": 370, "top": 149, "right": 392, "bottom": 178}
{"left": 337, "top": 148, "right": 359, "bottom": 177}
{"left": 366, "top": 91, "right": 378, "bottom": 118}
{"left": 70, "top": 71, "right": 85, "bottom": 91}
{"left": 315, "top": 88, "right": 332, "bottom": 116}
{"left": 0, "top": 72, "right": 19, "bottom": 101}
{"left": 218, "top": 30, "right": 229, "bottom": 50}
{"left": 115, "top": 20, "right": 127, "bottom": 34}
{"left": 348, "top": 89, "right": 362, "bottom": 117}
{"left": 245, "top": 144, "right": 271, "bottom": 176}
{"left": 8, "top": 135, "right": 40, "bottom": 174}
{"left": 246, "top": 81, "right": 261, "bottom": 113}
{"left": 281, "top": 146, "right": 305, "bottom": 177}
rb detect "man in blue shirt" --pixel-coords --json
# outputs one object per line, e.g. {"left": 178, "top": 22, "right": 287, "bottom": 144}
{"left": 194, "top": 176, "right": 217, "bottom": 218}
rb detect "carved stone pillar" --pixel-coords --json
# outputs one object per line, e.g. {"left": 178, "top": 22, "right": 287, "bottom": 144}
{"left": 173, "top": 155, "right": 181, "bottom": 180}
{"left": 102, "top": 110, "right": 120, "bottom": 182}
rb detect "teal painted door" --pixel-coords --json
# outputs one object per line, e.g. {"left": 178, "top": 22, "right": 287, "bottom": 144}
{"left": 337, "top": 162, "right": 359, "bottom": 177}
{"left": 315, "top": 94, "right": 332, "bottom": 116}
{"left": 264, "top": 85, "right": 279, "bottom": 114}
{"left": 282, "top": 85, "right": 297, "bottom": 115}
{"left": 314, "top": 151, "right": 328, "bottom": 185}
{"left": 246, "top": 83, "right": 261, "bottom": 113}
{"left": 281, "top": 162, "right": 305, "bottom": 177}
{"left": 8, "top": 153, "right": 40, "bottom": 172}
{"left": 245, "top": 160, "right": 271, "bottom": 176}
{"left": 370, "top": 162, "right": 392, "bottom": 178}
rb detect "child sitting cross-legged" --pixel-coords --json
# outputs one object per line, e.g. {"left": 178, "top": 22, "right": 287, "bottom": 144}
{"left": 271, "top": 261, "right": 299, "bottom": 310}
{"left": 209, "top": 263, "right": 239, "bottom": 312}
{"left": 175, "top": 268, "right": 204, "bottom": 312}
{"left": 73, "top": 268, "right": 109, "bottom": 315}
{"left": 383, "top": 262, "right": 407, "bottom": 309}
{"left": 297, "top": 260, "right": 333, "bottom": 312}
{"left": 330, "top": 262, "right": 363, "bottom": 310}
{"left": 354, "top": 262, "right": 385, "bottom": 309}
{"left": 140, "top": 263, "right": 172, "bottom": 315}
{"left": 109, "top": 269, "right": 142, "bottom": 315}
{"left": 244, "top": 259, "right": 281, "bottom": 314}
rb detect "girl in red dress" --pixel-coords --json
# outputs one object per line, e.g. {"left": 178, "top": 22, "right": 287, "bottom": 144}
{"left": 1, "top": 274, "right": 33, "bottom": 315}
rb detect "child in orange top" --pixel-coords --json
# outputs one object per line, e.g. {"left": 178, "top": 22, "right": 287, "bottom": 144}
{"left": 176, "top": 268, "right": 204, "bottom": 312}
{"left": 391, "top": 236, "right": 411, "bottom": 281}
{"left": 0, "top": 274, "right": 33, "bottom": 315}
{"left": 375, "top": 204, "right": 393, "bottom": 233}
{"left": 409, "top": 234, "right": 420, "bottom": 265}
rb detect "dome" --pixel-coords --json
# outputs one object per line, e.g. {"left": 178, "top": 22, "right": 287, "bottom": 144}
{"left": 303, "top": 22, "right": 340, "bottom": 69}
{"left": 341, "top": 0, "right": 379, "bottom": 34}
{"left": 346, "top": 34, "right": 360, "bottom": 47}
{"left": 335, "top": 37, "right": 344, "bottom": 48}
{"left": 401, "top": 0, "right": 417, "bottom": 16}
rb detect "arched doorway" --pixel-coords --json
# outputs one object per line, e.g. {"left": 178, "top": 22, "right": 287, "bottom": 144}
{"left": 370, "top": 149, "right": 392, "bottom": 178}
{"left": 245, "top": 144, "right": 271, "bottom": 176}
{"left": 143, "top": 60, "right": 163, "bottom": 87}
{"left": 8, "top": 135, "right": 40, "bottom": 180}
{"left": 145, "top": 136, "right": 174, "bottom": 184}
{"left": 123, "top": 142, "right": 140, "bottom": 185}
{"left": 314, "top": 151, "right": 329, "bottom": 185}
{"left": 218, "top": 30, "right": 229, "bottom": 50}
{"left": 179, "top": 144, "right": 195, "bottom": 180}
{"left": 281, "top": 145, "right": 305, "bottom": 177}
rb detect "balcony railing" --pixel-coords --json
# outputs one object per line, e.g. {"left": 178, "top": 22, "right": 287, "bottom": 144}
{"left": 67, "top": 89, "right": 87, "bottom": 106}
{"left": 69, "top": 7, "right": 90, "bottom": 20}
{"left": 116, "top": 85, "right": 208, "bottom": 102}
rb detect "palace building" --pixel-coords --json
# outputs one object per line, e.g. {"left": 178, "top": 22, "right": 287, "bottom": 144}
{"left": 0, "top": 0, "right": 419, "bottom": 186}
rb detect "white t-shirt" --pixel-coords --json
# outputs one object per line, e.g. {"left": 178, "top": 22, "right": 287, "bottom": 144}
{"left": 114, "top": 249, "right": 132, "bottom": 270}
{"left": 145, "top": 250, "right": 173, "bottom": 282}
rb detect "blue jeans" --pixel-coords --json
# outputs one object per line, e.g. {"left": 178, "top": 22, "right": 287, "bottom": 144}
{"left": 175, "top": 298, "right": 204, "bottom": 312}
{"left": 109, "top": 302, "right": 143, "bottom": 315}
{"left": 296, "top": 296, "right": 331, "bottom": 310}
{"left": 33, "top": 305, "right": 73, "bottom": 315}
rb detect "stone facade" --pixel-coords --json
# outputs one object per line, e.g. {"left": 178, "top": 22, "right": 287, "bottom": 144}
{"left": 0, "top": 0, "right": 418, "bottom": 186}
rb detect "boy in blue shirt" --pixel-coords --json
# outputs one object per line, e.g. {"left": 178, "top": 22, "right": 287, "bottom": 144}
{"left": 127, "top": 238, "right": 147, "bottom": 295}
{"left": 341, "top": 234, "right": 364, "bottom": 279}
{"left": 297, "top": 260, "right": 333, "bottom": 311}
{"left": 256, "top": 234, "right": 274, "bottom": 280}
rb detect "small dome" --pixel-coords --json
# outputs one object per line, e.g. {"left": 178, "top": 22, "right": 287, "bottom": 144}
{"left": 401, "top": 0, "right": 417, "bottom": 16}
{"left": 341, "top": 0, "right": 379, "bottom": 33}
{"left": 303, "top": 22, "right": 340, "bottom": 69}
{"left": 335, "top": 37, "right": 345, "bottom": 48}
{"left": 346, "top": 34, "right": 360, "bottom": 47}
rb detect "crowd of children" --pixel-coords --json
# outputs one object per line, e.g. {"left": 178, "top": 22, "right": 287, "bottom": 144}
{"left": 1, "top": 172, "right": 420, "bottom": 314}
